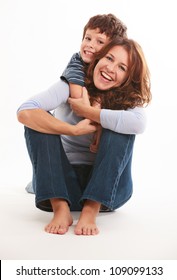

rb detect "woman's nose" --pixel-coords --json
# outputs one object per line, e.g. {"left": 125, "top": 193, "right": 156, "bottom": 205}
{"left": 106, "top": 63, "right": 116, "bottom": 72}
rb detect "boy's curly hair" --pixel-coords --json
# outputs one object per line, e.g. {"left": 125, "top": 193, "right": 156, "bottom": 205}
{"left": 82, "top": 13, "right": 127, "bottom": 40}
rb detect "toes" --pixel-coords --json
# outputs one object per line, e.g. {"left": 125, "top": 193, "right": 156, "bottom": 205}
{"left": 92, "top": 227, "right": 99, "bottom": 235}
{"left": 82, "top": 227, "right": 88, "bottom": 235}
{"left": 45, "top": 224, "right": 52, "bottom": 233}
{"left": 87, "top": 227, "right": 99, "bottom": 235}
{"left": 57, "top": 225, "right": 68, "bottom": 234}
{"left": 45, "top": 224, "right": 57, "bottom": 234}
{"left": 45, "top": 224, "right": 68, "bottom": 234}
{"left": 75, "top": 225, "right": 99, "bottom": 236}
{"left": 74, "top": 227, "right": 82, "bottom": 235}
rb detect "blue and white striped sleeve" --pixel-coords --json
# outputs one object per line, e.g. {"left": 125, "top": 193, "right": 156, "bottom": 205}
{"left": 61, "top": 53, "right": 85, "bottom": 87}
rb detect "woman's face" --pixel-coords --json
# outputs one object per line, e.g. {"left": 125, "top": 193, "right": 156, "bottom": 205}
{"left": 93, "top": 45, "right": 129, "bottom": 90}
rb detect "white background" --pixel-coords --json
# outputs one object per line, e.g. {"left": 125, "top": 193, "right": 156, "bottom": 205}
{"left": 0, "top": 0, "right": 177, "bottom": 263}
{"left": 0, "top": 0, "right": 177, "bottom": 189}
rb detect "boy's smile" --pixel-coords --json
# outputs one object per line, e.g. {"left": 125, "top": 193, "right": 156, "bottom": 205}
{"left": 80, "top": 28, "right": 110, "bottom": 63}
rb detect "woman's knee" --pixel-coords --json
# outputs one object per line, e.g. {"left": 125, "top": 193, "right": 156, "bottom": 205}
{"left": 99, "top": 129, "right": 135, "bottom": 155}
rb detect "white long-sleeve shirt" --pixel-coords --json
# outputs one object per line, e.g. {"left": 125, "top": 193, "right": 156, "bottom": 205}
{"left": 17, "top": 80, "right": 147, "bottom": 164}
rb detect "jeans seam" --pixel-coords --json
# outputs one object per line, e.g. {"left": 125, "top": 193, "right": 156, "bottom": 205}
{"left": 110, "top": 135, "right": 132, "bottom": 208}
{"left": 46, "top": 136, "right": 57, "bottom": 197}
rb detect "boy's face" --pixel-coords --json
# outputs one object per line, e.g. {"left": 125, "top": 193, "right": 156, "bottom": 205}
{"left": 80, "top": 28, "right": 110, "bottom": 63}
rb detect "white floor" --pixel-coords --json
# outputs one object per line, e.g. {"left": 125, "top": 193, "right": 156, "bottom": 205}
{"left": 0, "top": 171, "right": 177, "bottom": 260}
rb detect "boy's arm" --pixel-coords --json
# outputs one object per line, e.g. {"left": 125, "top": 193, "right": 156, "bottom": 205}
{"left": 61, "top": 52, "right": 85, "bottom": 99}
{"left": 68, "top": 89, "right": 147, "bottom": 134}
{"left": 69, "top": 83, "right": 83, "bottom": 99}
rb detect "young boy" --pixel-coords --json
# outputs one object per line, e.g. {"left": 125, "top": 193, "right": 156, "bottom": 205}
{"left": 61, "top": 14, "right": 127, "bottom": 152}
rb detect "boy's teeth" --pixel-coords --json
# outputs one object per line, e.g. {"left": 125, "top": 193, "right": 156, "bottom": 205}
{"left": 85, "top": 51, "right": 92, "bottom": 55}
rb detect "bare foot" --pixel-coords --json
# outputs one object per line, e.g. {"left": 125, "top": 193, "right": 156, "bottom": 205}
{"left": 74, "top": 200, "right": 101, "bottom": 235}
{"left": 45, "top": 198, "right": 73, "bottom": 234}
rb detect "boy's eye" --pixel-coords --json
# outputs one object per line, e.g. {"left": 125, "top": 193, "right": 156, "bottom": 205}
{"left": 98, "top": 40, "right": 105, "bottom": 45}
{"left": 85, "top": 36, "right": 91, "bottom": 41}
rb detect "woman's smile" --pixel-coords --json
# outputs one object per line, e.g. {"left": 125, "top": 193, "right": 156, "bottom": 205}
{"left": 93, "top": 45, "right": 129, "bottom": 90}
{"left": 100, "top": 71, "right": 113, "bottom": 81}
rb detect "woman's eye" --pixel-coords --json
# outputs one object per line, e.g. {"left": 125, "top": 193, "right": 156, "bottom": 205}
{"left": 119, "top": 65, "right": 126, "bottom": 72}
{"left": 106, "top": 56, "right": 112, "bottom": 61}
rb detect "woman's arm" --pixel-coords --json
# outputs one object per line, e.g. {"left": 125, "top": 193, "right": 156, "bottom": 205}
{"left": 17, "top": 80, "right": 69, "bottom": 112}
{"left": 68, "top": 89, "right": 147, "bottom": 134}
{"left": 17, "top": 80, "right": 97, "bottom": 135}
{"left": 18, "top": 109, "right": 96, "bottom": 135}
{"left": 100, "top": 107, "right": 147, "bottom": 134}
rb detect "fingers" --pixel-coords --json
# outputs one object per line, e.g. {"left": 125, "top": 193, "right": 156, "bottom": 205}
{"left": 90, "top": 144, "right": 98, "bottom": 153}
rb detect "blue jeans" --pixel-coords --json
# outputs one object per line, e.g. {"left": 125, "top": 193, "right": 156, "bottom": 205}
{"left": 25, "top": 127, "right": 135, "bottom": 212}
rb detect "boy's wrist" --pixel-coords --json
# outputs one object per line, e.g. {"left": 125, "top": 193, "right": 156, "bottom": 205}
{"left": 84, "top": 106, "right": 101, "bottom": 123}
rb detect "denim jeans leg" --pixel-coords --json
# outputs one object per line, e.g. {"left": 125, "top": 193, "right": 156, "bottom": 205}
{"left": 24, "top": 127, "right": 83, "bottom": 211}
{"left": 81, "top": 129, "right": 135, "bottom": 210}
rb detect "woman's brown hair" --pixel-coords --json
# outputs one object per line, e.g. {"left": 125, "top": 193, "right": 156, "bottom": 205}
{"left": 85, "top": 37, "right": 152, "bottom": 110}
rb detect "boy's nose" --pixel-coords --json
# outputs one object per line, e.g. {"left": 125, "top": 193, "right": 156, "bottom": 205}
{"left": 86, "top": 40, "right": 94, "bottom": 48}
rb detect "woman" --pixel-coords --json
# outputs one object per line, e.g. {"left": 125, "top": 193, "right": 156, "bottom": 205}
{"left": 17, "top": 37, "right": 151, "bottom": 236}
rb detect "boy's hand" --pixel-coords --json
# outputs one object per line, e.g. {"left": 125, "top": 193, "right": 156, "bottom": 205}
{"left": 90, "top": 125, "right": 102, "bottom": 153}
{"left": 68, "top": 87, "right": 90, "bottom": 117}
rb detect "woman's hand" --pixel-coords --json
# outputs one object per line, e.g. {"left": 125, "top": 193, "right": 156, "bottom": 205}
{"left": 73, "top": 118, "right": 97, "bottom": 136}
{"left": 69, "top": 87, "right": 101, "bottom": 124}
{"left": 68, "top": 87, "right": 90, "bottom": 117}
